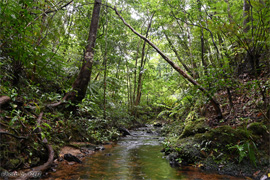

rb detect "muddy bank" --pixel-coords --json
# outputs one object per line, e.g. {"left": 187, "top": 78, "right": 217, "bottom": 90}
{"left": 42, "top": 142, "right": 114, "bottom": 179}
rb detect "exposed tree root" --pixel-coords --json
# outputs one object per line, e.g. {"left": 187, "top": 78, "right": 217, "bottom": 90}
{"left": 46, "top": 101, "right": 63, "bottom": 108}
{"left": 14, "top": 112, "right": 55, "bottom": 180}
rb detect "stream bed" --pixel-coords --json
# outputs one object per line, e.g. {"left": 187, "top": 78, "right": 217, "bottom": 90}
{"left": 45, "top": 126, "right": 244, "bottom": 180}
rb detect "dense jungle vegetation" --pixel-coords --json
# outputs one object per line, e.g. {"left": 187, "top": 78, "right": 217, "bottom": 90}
{"left": 0, "top": 0, "right": 269, "bottom": 179}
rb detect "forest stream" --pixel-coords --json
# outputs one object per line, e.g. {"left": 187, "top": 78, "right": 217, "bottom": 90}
{"left": 44, "top": 125, "right": 244, "bottom": 180}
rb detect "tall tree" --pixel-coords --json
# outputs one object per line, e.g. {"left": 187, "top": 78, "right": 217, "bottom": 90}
{"left": 103, "top": 4, "right": 108, "bottom": 119}
{"left": 63, "top": 0, "right": 102, "bottom": 104}
{"left": 135, "top": 12, "right": 155, "bottom": 106}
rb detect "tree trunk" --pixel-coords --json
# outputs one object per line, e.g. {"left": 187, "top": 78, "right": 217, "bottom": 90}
{"left": 135, "top": 13, "right": 154, "bottom": 106}
{"left": 125, "top": 60, "right": 131, "bottom": 110}
{"left": 243, "top": 0, "right": 251, "bottom": 33}
{"left": 224, "top": 0, "right": 233, "bottom": 24}
{"left": 197, "top": 0, "right": 208, "bottom": 77}
{"left": 187, "top": 25, "right": 199, "bottom": 78}
{"left": 63, "top": 0, "right": 101, "bottom": 104}
{"left": 103, "top": 5, "right": 108, "bottom": 119}
{"left": 242, "top": 0, "right": 260, "bottom": 75}
{"left": 114, "top": 7, "right": 223, "bottom": 119}
{"left": 132, "top": 40, "right": 141, "bottom": 108}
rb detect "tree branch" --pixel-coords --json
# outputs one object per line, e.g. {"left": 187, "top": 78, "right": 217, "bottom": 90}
{"left": 45, "top": 0, "right": 74, "bottom": 14}
{"left": 162, "top": 27, "right": 194, "bottom": 77}
{"left": 113, "top": 6, "right": 223, "bottom": 119}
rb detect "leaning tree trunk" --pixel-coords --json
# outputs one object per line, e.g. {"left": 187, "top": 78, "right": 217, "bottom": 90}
{"left": 114, "top": 7, "right": 223, "bottom": 119}
{"left": 63, "top": 0, "right": 101, "bottom": 104}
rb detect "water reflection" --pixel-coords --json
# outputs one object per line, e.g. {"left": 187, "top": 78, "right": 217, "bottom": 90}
{"left": 79, "top": 145, "right": 185, "bottom": 179}
{"left": 45, "top": 126, "right": 244, "bottom": 180}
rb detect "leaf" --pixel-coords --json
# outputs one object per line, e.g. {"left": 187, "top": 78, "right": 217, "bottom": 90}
{"left": 9, "top": 116, "right": 18, "bottom": 126}
{"left": 41, "top": 132, "right": 46, "bottom": 140}
{"left": 43, "top": 123, "right": 52, "bottom": 130}
{"left": 247, "top": 142, "right": 257, "bottom": 167}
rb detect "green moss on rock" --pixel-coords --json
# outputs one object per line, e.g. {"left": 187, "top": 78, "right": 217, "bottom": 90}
{"left": 247, "top": 122, "right": 268, "bottom": 138}
{"left": 168, "top": 125, "right": 268, "bottom": 167}
{"left": 180, "top": 118, "right": 209, "bottom": 138}
{"left": 195, "top": 125, "right": 252, "bottom": 145}
{"left": 169, "top": 136, "right": 202, "bottom": 164}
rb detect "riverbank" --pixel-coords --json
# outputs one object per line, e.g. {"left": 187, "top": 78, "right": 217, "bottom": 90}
{"left": 160, "top": 121, "right": 270, "bottom": 180}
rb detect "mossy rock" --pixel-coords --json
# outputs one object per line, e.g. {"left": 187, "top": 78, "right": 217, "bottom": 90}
{"left": 173, "top": 136, "right": 203, "bottom": 164}
{"left": 180, "top": 118, "right": 209, "bottom": 138}
{"left": 247, "top": 122, "right": 269, "bottom": 138}
{"left": 195, "top": 125, "right": 252, "bottom": 145}
{"left": 166, "top": 124, "right": 270, "bottom": 179}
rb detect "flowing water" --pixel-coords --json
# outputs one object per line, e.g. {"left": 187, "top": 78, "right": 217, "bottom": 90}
{"left": 45, "top": 126, "right": 244, "bottom": 180}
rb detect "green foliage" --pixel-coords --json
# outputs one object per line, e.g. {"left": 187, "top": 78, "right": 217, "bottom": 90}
{"left": 229, "top": 141, "right": 257, "bottom": 166}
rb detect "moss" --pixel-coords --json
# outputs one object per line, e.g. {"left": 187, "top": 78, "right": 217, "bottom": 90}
{"left": 166, "top": 123, "right": 270, "bottom": 179}
{"left": 174, "top": 126, "right": 259, "bottom": 164}
{"left": 247, "top": 122, "right": 268, "bottom": 137}
{"left": 31, "top": 157, "right": 41, "bottom": 167}
{"left": 180, "top": 118, "right": 209, "bottom": 138}
{"left": 194, "top": 131, "right": 212, "bottom": 140}
{"left": 5, "top": 158, "right": 22, "bottom": 169}
{"left": 169, "top": 136, "right": 203, "bottom": 164}
{"left": 201, "top": 125, "right": 252, "bottom": 145}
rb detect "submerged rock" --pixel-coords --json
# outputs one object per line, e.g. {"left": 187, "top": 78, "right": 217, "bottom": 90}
{"left": 95, "top": 146, "right": 105, "bottom": 151}
{"left": 153, "top": 122, "right": 162, "bottom": 127}
{"left": 118, "top": 127, "right": 132, "bottom": 136}
{"left": 64, "top": 153, "right": 82, "bottom": 164}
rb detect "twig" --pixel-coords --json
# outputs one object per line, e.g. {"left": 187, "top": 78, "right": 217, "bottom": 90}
{"left": 45, "top": 0, "right": 74, "bottom": 14}
{"left": 24, "top": 0, "right": 74, "bottom": 29}
{"left": 0, "top": 131, "right": 28, "bottom": 139}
